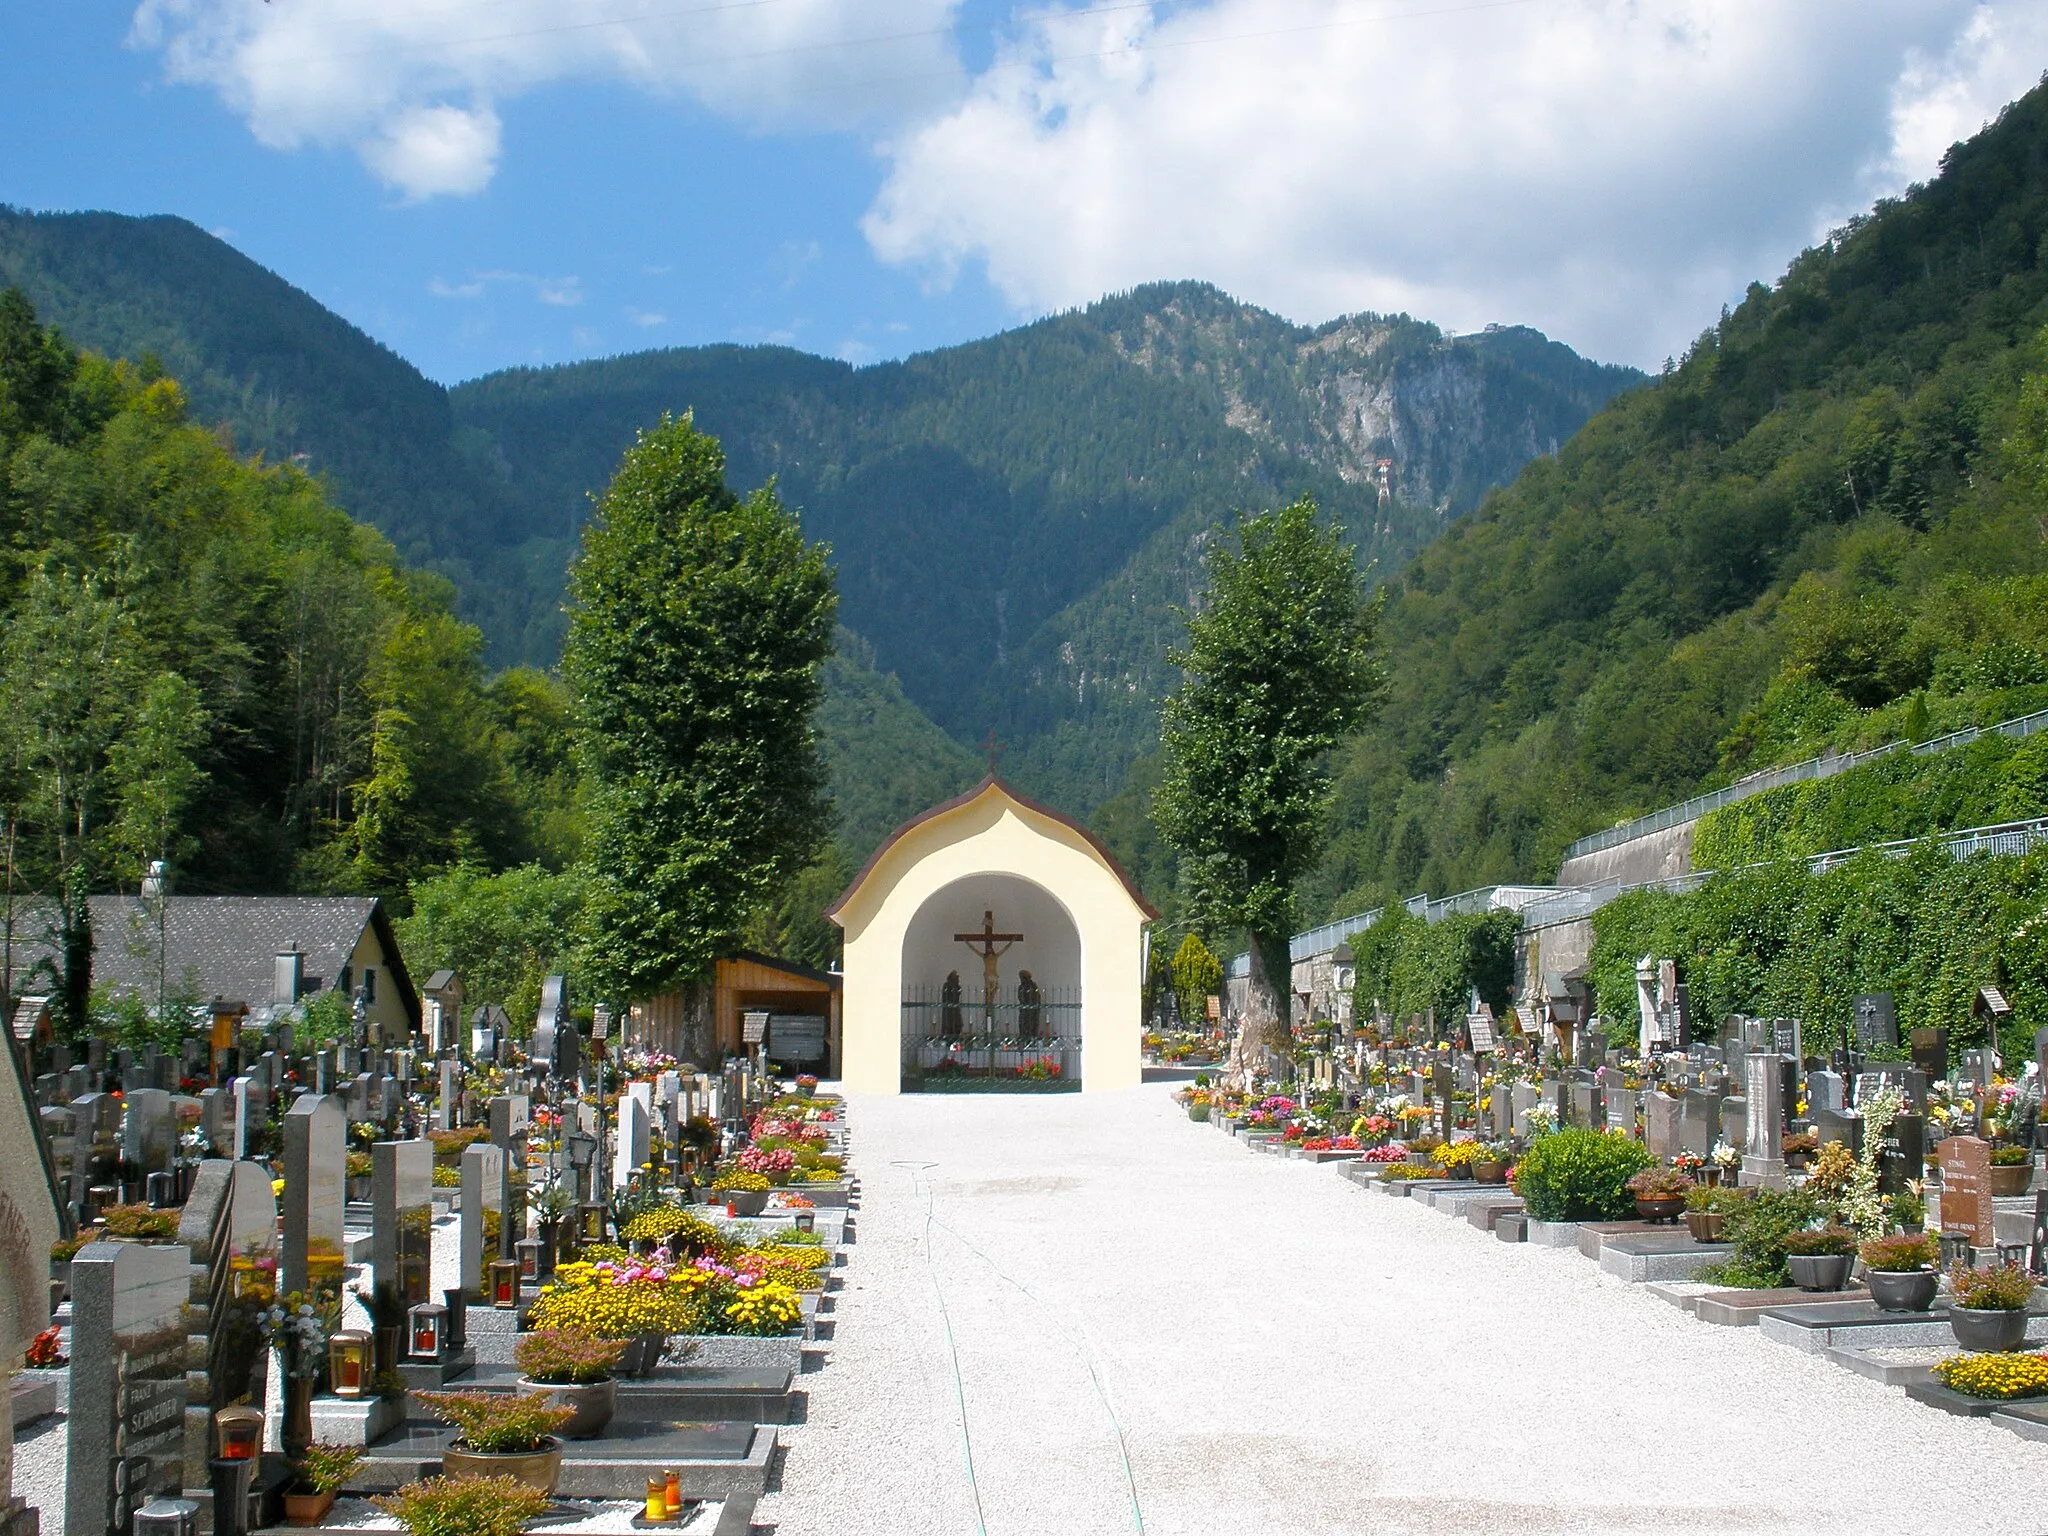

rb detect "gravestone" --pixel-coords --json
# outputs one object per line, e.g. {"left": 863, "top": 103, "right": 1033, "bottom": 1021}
{"left": 1487, "top": 1084, "right": 1511, "bottom": 1140}
{"left": 121, "top": 1089, "right": 175, "bottom": 1187}
{"left": 1509, "top": 1082, "right": 1538, "bottom": 1139}
{"left": 176, "top": 1160, "right": 277, "bottom": 1487}
{"left": 1741, "top": 1052, "right": 1785, "bottom": 1187}
{"left": 1807, "top": 1070, "right": 1844, "bottom": 1119}
{"left": 1904, "top": 1068, "right": 1930, "bottom": 1112}
{"left": 1771, "top": 1018, "right": 1801, "bottom": 1062}
{"left": 1854, "top": 993, "right": 1898, "bottom": 1052}
{"left": 1570, "top": 1077, "right": 1602, "bottom": 1131}
{"left": 1678, "top": 1089, "right": 1719, "bottom": 1159}
{"left": 436, "top": 1060, "right": 460, "bottom": 1133}
{"left": 67, "top": 1243, "right": 189, "bottom": 1536}
{"left": 1721, "top": 1095, "right": 1748, "bottom": 1162}
{"left": 614, "top": 1095, "right": 652, "bottom": 1190}
{"left": 460, "top": 1142, "right": 505, "bottom": 1300}
{"left": 282, "top": 1095, "right": 346, "bottom": 1299}
{"left": 1911, "top": 1027, "right": 1949, "bottom": 1084}
{"left": 1938, "top": 1135, "right": 1994, "bottom": 1246}
{"left": 373, "top": 1140, "right": 434, "bottom": 1308}
{"left": 1883, "top": 1112, "right": 1924, "bottom": 1195}
{"left": 229, "top": 1075, "right": 253, "bottom": 1159}
{"left": 1645, "top": 1092, "right": 1681, "bottom": 1162}
{"left": 1814, "top": 1107, "right": 1861, "bottom": 1157}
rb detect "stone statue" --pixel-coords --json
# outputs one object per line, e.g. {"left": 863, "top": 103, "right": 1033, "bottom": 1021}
{"left": 941, "top": 971, "right": 963, "bottom": 1039}
{"left": 1017, "top": 971, "right": 1043, "bottom": 1041}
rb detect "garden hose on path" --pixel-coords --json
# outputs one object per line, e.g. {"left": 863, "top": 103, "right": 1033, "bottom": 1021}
{"left": 891, "top": 1160, "right": 1146, "bottom": 1535}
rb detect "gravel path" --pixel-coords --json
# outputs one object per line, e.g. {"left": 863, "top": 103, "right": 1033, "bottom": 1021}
{"left": 754, "top": 1082, "right": 2045, "bottom": 1536}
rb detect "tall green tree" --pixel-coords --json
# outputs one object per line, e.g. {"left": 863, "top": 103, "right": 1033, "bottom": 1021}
{"left": 2, "top": 570, "right": 135, "bottom": 1034}
{"left": 565, "top": 414, "right": 837, "bottom": 1003}
{"left": 1152, "top": 498, "right": 1383, "bottom": 1068}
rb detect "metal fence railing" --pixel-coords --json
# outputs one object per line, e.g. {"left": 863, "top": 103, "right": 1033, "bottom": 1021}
{"left": 1561, "top": 705, "right": 2048, "bottom": 861}
{"left": 1520, "top": 816, "right": 2048, "bottom": 931}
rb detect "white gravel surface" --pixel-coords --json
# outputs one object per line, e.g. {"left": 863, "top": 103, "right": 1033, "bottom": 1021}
{"left": 752, "top": 1082, "right": 2045, "bottom": 1536}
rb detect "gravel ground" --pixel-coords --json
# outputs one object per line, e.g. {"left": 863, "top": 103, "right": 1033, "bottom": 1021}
{"left": 752, "top": 1082, "right": 2046, "bottom": 1536}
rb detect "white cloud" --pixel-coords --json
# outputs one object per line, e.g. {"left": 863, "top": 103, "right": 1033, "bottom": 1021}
{"left": 838, "top": 338, "right": 878, "bottom": 363}
{"left": 130, "top": 0, "right": 966, "bottom": 200}
{"left": 626, "top": 307, "right": 669, "bottom": 327}
{"left": 428, "top": 277, "right": 486, "bottom": 300}
{"left": 863, "top": 0, "right": 2045, "bottom": 367}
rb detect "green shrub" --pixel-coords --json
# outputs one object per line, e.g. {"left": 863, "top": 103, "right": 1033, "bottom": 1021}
{"left": 412, "top": 1391, "right": 572, "bottom": 1453}
{"left": 377, "top": 1474, "right": 548, "bottom": 1536}
{"left": 1509, "top": 1129, "right": 1653, "bottom": 1221}
{"left": 1707, "top": 1188, "right": 1826, "bottom": 1287}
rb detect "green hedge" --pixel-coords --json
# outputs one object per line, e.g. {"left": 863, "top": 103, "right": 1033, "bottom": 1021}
{"left": 1589, "top": 845, "right": 2048, "bottom": 1062}
{"left": 1693, "top": 729, "right": 2048, "bottom": 869}
{"left": 1350, "top": 907, "right": 1518, "bottom": 1025}
{"left": 1511, "top": 1129, "right": 1653, "bottom": 1221}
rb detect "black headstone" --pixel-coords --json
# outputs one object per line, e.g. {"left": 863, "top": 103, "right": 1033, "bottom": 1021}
{"left": 1911, "top": 1027, "right": 1949, "bottom": 1084}
{"left": 1854, "top": 993, "right": 1898, "bottom": 1051}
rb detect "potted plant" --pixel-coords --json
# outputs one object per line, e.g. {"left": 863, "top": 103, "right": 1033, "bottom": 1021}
{"left": 711, "top": 1169, "right": 772, "bottom": 1217}
{"left": 1625, "top": 1166, "right": 1694, "bottom": 1224}
{"left": 1858, "top": 1232, "right": 1939, "bottom": 1312}
{"left": 1470, "top": 1143, "right": 1512, "bottom": 1184}
{"left": 1947, "top": 1262, "right": 2039, "bottom": 1352}
{"left": 284, "top": 1444, "right": 364, "bottom": 1526}
{"left": 413, "top": 1391, "right": 574, "bottom": 1494}
{"left": 513, "top": 1328, "right": 628, "bottom": 1440}
{"left": 1780, "top": 1225, "right": 1858, "bottom": 1291}
{"left": 1682, "top": 1184, "right": 1743, "bottom": 1243}
{"left": 1780, "top": 1132, "right": 1818, "bottom": 1172}
{"left": 377, "top": 1473, "right": 549, "bottom": 1536}
{"left": 346, "top": 1152, "right": 374, "bottom": 1203}
{"left": 1511, "top": 1128, "right": 1654, "bottom": 1223}
{"left": 1431, "top": 1141, "right": 1480, "bottom": 1180}
{"left": 1991, "top": 1144, "right": 2035, "bottom": 1197}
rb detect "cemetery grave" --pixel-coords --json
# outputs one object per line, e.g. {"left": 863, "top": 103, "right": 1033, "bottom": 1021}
{"left": 4, "top": 985, "right": 855, "bottom": 1536}
{"left": 1180, "top": 988, "right": 2048, "bottom": 1446}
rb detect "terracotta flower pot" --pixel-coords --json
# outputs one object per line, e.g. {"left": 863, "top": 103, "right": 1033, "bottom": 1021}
{"left": 1633, "top": 1195, "right": 1685, "bottom": 1224}
{"left": 1785, "top": 1253, "right": 1854, "bottom": 1291}
{"left": 1471, "top": 1160, "right": 1507, "bottom": 1185}
{"left": 1949, "top": 1306, "right": 2030, "bottom": 1353}
{"left": 283, "top": 1490, "right": 336, "bottom": 1527}
{"left": 1991, "top": 1162, "right": 2034, "bottom": 1198}
{"left": 1684, "top": 1210, "right": 1726, "bottom": 1244}
{"left": 441, "top": 1437, "right": 565, "bottom": 1494}
{"left": 519, "top": 1375, "right": 616, "bottom": 1440}
{"left": 1865, "top": 1268, "right": 1939, "bottom": 1313}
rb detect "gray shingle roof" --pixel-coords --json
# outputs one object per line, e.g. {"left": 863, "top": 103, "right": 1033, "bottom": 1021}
{"left": 71, "top": 896, "right": 417, "bottom": 1023}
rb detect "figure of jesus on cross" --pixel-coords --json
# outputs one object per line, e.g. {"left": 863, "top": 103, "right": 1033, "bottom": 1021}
{"left": 954, "top": 909, "right": 1022, "bottom": 1031}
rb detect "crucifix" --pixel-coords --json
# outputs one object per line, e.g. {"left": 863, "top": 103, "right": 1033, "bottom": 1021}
{"left": 955, "top": 909, "right": 1023, "bottom": 1026}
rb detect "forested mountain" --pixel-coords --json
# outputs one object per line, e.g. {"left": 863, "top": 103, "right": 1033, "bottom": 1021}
{"left": 0, "top": 209, "right": 1637, "bottom": 821}
{"left": 451, "top": 289, "right": 1637, "bottom": 808}
{"left": 1286, "top": 80, "right": 2048, "bottom": 927}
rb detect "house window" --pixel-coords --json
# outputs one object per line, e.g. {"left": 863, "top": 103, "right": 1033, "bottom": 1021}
{"left": 364, "top": 967, "right": 377, "bottom": 1004}
{"left": 338, "top": 964, "right": 353, "bottom": 998}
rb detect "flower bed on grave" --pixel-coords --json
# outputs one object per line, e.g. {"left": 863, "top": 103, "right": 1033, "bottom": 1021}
{"left": 1932, "top": 1352, "right": 2048, "bottom": 1400}
{"left": 528, "top": 1254, "right": 804, "bottom": 1338}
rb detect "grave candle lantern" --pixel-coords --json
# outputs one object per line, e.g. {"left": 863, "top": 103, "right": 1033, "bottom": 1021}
{"left": 214, "top": 1404, "right": 264, "bottom": 1461}
{"left": 328, "top": 1329, "right": 372, "bottom": 1398}
{"left": 580, "top": 1201, "right": 607, "bottom": 1242}
{"left": 793, "top": 1210, "right": 815, "bottom": 1233}
{"left": 490, "top": 1257, "right": 520, "bottom": 1309}
{"left": 517, "top": 1237, "right": 543, "bottom": 1281}
{"left": 408, "top": 1302, "right": 447, "bottom": 1360}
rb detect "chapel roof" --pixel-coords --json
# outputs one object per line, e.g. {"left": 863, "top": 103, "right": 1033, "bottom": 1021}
{"left": 826, "top": 775, "right": 1160, "bottom": 922}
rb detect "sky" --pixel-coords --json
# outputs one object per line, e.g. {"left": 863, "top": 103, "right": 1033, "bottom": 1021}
{"left": 2, "top": 1, "right": 2045, "bottom": 385}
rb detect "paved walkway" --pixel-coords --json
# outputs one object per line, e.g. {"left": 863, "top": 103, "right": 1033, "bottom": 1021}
{"left": 755, "top": 1082, "right": 2042, "bottom": 1536}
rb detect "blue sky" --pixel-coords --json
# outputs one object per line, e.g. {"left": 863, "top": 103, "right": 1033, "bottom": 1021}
{"left": 4, "top": 1, "right": 2045, "bottom": 385}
